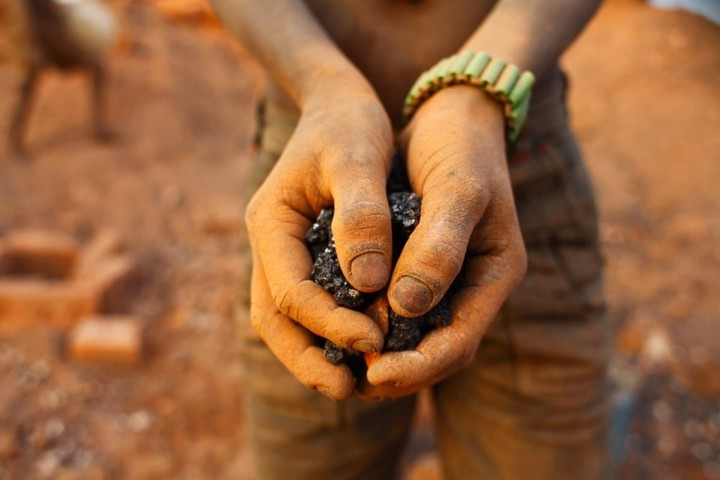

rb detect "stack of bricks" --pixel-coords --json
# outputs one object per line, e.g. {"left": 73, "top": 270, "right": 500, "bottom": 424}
{"left": 0, "top": 229, "right": 144, "bottom": 364}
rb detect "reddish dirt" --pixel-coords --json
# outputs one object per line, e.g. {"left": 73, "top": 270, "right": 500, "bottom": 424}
{"left": 0, "top": 0, "right": 718, "bottom": 479}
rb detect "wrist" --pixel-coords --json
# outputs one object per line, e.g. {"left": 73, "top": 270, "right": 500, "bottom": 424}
{"left": 413, "top": 85, "right": 505, "bottom": 137}
{"left": 404, "top": 51, "right": 535, "bottom": 142}
{"left": 303, "top": 68, "right": 379, "bottom": 111}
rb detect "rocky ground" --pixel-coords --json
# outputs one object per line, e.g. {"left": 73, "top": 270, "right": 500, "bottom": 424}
{"left": 0, "top": 0, "right": 718, "bottom": 479}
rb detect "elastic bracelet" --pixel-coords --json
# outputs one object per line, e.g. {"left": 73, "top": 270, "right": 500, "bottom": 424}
{"left": 403, "top": 51, "right": 536, "bottom": 143}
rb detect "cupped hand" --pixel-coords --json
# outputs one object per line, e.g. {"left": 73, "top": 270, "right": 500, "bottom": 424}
{"left": 359, "top": 85, "right": 528, "bottom": 399}
{"left": 246, "top": 85, "right": 395, "bottom": 400}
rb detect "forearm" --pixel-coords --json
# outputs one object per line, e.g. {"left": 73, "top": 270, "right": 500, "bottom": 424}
{"left": 462, "top": 0, "right": 602, "bottom": 77}
{"left": 211, "top": 0, "right": 376, "bottom": 107}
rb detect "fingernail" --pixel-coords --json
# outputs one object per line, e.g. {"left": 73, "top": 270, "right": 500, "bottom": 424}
{"left": 394, "top": 276, "right": 433, "bottom": 316}
{"left": 351, "top": 338, "right": 379, "bottom": 354}
{"left": 350, "top": 253, "right": 389, "bottom": 289}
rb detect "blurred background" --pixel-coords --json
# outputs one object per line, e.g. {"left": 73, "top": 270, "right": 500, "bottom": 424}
{"left": 0, "top": 0, "right": 718, "bottom": 478}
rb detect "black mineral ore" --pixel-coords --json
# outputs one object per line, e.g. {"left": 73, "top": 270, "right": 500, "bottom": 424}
{"left": 307, "top": 209, "right": 366, "bottom": 310}
{"left": 384, "top": 311, "right": 424, "bottom": 352}
{"left": 306, "top": 158, "right": 455, "bottom": 367}
{"left": 388, "top": 191, "right": 421, "bottom": 240}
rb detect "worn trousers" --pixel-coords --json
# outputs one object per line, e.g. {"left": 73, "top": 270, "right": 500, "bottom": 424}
{"left": 237, "top": 70, "right": 611, "bottom": 480}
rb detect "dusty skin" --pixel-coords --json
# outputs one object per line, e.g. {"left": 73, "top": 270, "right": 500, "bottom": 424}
{"left": 307, "top": 188, "right": 452, "bottom": 368}
{"left": 0, "top": 0, "right": 718, "bottom": 478}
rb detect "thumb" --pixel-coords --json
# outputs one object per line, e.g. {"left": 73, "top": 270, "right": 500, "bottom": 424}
{"left": 328, "top": 152, "right": 393, "bottom": 293}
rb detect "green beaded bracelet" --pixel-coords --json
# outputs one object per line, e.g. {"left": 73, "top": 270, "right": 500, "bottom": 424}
{"left": 403, "top": 51, "right": 536, "bottom": 143}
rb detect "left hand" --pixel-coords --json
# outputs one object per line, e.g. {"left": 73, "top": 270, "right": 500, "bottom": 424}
{"left": 358, "top": 86, "right": 528, "bottom": 399}
{"left": 245, "top": 84, "right": 394, "bottom": 401}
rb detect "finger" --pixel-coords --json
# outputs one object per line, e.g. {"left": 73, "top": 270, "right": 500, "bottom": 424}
{"left": 328, "top": 151, "right": 393, "bottom": 292}
{"left": 251, "top": 258, "right": 355, "bottom": 400}
{"left": 456, "top": 221, "right": 527, "bottom": 317}
{"left": 355, "top": 373, "right": 417, "bottom": 400}
{"left": 387, "top": 170, "right": 489, "bottom": 317}
{"left": 245, "top": 217, "right": 384, "bottom": 353}
{"left": 365, "top": 323, "right": 473, "bottom": 391}
{"left": 363, "top": 295, "right": 390, "bottom": 336}
{"left": 367, "top": 225, "right": 527, "bottom": 391}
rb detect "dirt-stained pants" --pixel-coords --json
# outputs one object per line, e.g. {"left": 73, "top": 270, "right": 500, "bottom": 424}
{"left": 238, "top": 70, "right": 611, "bottom": 480}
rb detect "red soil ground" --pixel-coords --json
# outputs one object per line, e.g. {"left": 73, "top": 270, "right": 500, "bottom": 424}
{"left": 0, "top": 0, "right": 718, "bottom": 478}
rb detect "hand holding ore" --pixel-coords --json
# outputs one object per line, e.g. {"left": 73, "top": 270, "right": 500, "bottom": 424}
{"left": 245, "top": 88, "right": 395, "bottom": 400}
{"left": 307, "top": 192, "right": 453, "bottom": 373}
{"left": 360, "top": 86, "right": 528, "bottom": 399}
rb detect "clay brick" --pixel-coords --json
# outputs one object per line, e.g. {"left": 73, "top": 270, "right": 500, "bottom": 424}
{"left": 0, "top": 280, "right": 97, "bottom": 329}
{"left": 0, "top": 427, "right": 18, "bottom": 459}
{"left": 5, "top": 230, "right": 79, "bottom": 279}
{"left": 0, "top": 241, "right": 11, "bottom": 274}
{"left": 68, "top": 316, "right": 143, "bottom": 364}
{"left": 73, "top": 229, "right": 125, "bottom": 279}
{"left": 79, "top": 256, "right": 140, "bottom": 313}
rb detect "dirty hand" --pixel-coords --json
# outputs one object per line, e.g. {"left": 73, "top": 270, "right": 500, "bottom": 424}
{"left": 246, "top": 86, "right": 394, "bottom": 401}
{"left": 360, "top": 86, "right": 528, "bottom": 399}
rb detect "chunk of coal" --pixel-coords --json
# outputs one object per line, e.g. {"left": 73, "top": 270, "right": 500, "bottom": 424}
{"left": 305, "top": 207, "right": 334, "bottom": 258}
{"left": 307, "top": 157, "right": 456, "bottom": 367}
{"left": 305, "top": 207, "right": 333, "bottom": 244}
{"left": 324, "top": 340, "right": 350, "bottom": 365}
{"left": 385, "top": 312, "right": 424, "bottom": 352}
{"left": 384, "top": 299, "right": 452, "bottom": 352}
{"left": 424, "top": 297, "right": 452, "bottom": 329}
{"left": 389, "top": 191, "right": 421, "bottom": 240}
{"left": 309, "top": 215, "right": 367, "bottom": 310}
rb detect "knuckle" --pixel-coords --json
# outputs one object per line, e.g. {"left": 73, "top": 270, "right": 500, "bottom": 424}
{"left": 318, "top": 309, "right": 348, "bottom": 343}
{"left": 346, "top": 149, "right": 380, "bottom": 168}
{"left": 455, "top": 179, "right": 487, "bottom": 212}
{"left": 244, "top": 195, "right": 264, "bottom": 234}
{"left": 343, "top": 200, "right": 389, "bottom": 224}
{"left": 272, "top": 287, "right": 298, "bottom": 320}
{"left": 245, "top": 189, "right": 290, "bottom": 237}
{"left": 436, "top": 238, "right": 466, "bottom": 272}
{"left": 414, "top": 240, "right": 465, "bottom": 283}
{"left": 335, "top": 201, "right": 390, "bottom": 236}
{"left": 325, "top": 145, "right": 371, "bottom": 171}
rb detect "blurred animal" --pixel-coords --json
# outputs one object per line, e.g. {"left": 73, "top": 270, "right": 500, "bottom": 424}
{"left": 8, "top": 0, "right": 118, "bottom": 160}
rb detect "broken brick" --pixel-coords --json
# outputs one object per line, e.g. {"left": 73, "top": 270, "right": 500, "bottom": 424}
{"left": 0, "top": 241, "right": 11, "bottom": 274}
{"left": 68, "top": 316, "right": 144, "bottom": 364}
{"left": 0, "top": 280, "right": 97, "bottom": 330}
{"left": 0, "top": 427, "right": 18, "bottom": 459}
{"left": 5, "top": 229, "right": 79, "bottom": 279}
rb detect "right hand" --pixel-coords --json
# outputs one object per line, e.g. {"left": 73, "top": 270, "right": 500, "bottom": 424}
{"left": 246, "top": 84, "right": 394, "bottom": 400}
{"left": 359, "top": 86, "right": 528, "bottom": 399}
